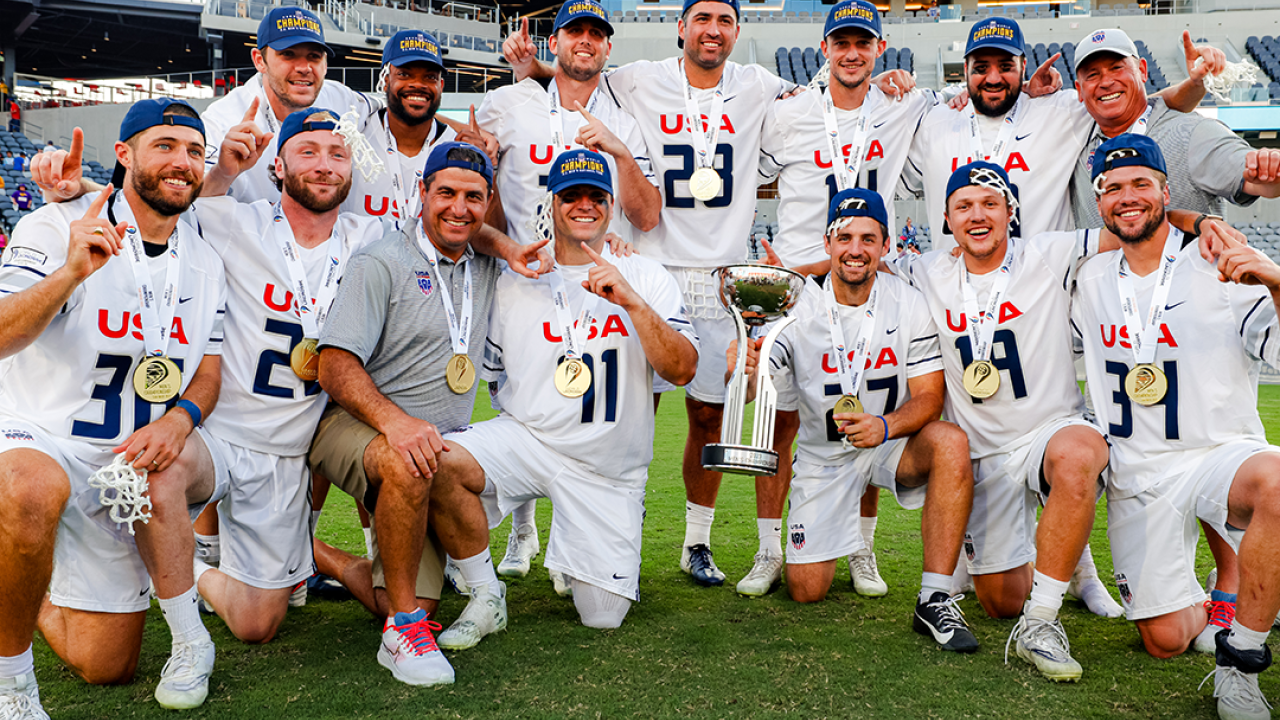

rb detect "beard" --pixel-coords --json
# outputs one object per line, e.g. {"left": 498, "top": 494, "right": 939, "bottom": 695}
{"left": 1106, "top": 203, "right": 1167, "bottom": 245}
{"left": 970, "top": 78, "right": 1022, "bottom": 117}
{"left": 132, "top": 166, "right": 200, "bottom": 217}
{"left": 282, "top": 164, "right": 352, "bottom": 213}
{"left": 387, "top": 87, "right": 441, "bottom": 127}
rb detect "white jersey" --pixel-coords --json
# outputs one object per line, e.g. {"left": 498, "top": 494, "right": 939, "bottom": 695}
{"left": 898, "top": 230, "right": 1099, "bottom": 458}
{"left": 1072, "top": 240, "right": 1279, "bottom": 498}
{"left": 341, "top": 110, "right": 456, "bottom": 229}
{"left": 772, "top": 272, "right": 942, "bottom": 466}
{"left": 760, "top": 87, "right": 938, "bottom": 267}
{"left": 203, "top": 74, "right": 379, "bottom": 204}
{"left": 0, "top": 194, "right": 226, "bottom": 448}
{"left": 476, "top": 77, "right": 655, "bottom": 247}
{"left": 193, "top": 196, "right": 384, "bottom": 456}
{"left": 607, "top": 57, "right": 788, "bottom": 267}
{"left": 480, "top": 246, "right": 698, "bottom": 484}
{"left": 905, "top": 92, "right": 1092, "bottom": 248}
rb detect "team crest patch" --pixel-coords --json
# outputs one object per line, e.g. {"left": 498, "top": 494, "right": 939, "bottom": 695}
{"left": 415, "top": 270, "right": 433, "bottom": 296}
{"left": 1091, "top": 31, "right": 1106, "bottom": 43}
{"left": 2, "top": 429, "right": 35, "bottom": 442}
{"left": 1115, "top": 572, "right": 1132, "bottom": 605}
{"left": 6, "top": 246, "right": 48, "bottom": 268}
{"left": 789, "top": 524, "right": 806, "bottom": 550}
{"left": 964, "top": 533, "right": 976, "bottom": 562}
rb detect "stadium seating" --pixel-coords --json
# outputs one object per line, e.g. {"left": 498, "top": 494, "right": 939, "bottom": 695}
{"left": 776, "top": 45, "right": 913, "bottom": 85}
{"left": 0, "top": 129, "right": 115, "bottom": 230}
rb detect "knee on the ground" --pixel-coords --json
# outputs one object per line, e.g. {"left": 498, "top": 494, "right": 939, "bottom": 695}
{"left": 68, "top": 646, "right": 141, "bottom": 685}
{"left": 571, "top": 579, "right": 631, "bottom": 629}
{"left": 1137, "top": 620, "right": 1194, "bottom": 659}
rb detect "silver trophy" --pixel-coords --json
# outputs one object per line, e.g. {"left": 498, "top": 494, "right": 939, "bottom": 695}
{"left": 702, "top": 264, "right": 807, "bottom": 476}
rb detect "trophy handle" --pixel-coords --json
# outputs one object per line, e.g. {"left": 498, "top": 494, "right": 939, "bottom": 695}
{"left": 719, "top": 305, "right": 751, "bottom": 446}
{"left": 750, "top": 316, "right": 796, "bottom": 453}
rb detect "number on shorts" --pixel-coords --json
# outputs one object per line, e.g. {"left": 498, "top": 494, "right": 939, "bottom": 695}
{"left": 954, "top": 329, "right": 1028, "bottom": 402}
{"left": 1104, "top": 359, "right": 1179, "bottom": 440}
{"left": 73, "top": 353, "right": 186, "bottom": 440}
{"left": 252, "top": 318, "right": 321, "bottom": 399}
{"left": 662, "top": 144, "right": 733, "bottom": 208}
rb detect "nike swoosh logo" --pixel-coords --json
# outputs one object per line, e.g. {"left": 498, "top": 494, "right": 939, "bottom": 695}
{"left": 612, "top": 573, "right": 628, "bottom": 580}
{"left": 720, "top": 94, "right": 737, "bottom": 103}
{"left": 886, "top": 326, "right": 899, "bottom": 335}
{"left": 1164, "top": 301, "right": 1186, "bottom": 311}
{"left": 179, "top": 296, "right": 194, "bottom": 304}
{"left": 1015, "top": 133, "right": 1032, "bottom": 141}
{"left": 140, "top": 587, "right": 151, "bottom": 597}
{"left": 288, "top": 566, "right": 300, "bottom": 575}
{"left": 934, "top": 628, "right": 955, "bottom": 643}
{"left": 872, "top": 121, "right": 887, "bottom": 129}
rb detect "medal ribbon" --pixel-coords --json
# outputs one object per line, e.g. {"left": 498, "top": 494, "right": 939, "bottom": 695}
{"left": 824, "top": 279, "right": 880, "bottom": 398}
{"left": 416, "top": 221, "right": 474, "bottom": 356}
{"left": 548, "top": 79, "right": 602, "bottom": 154}
{"left": 547, "top": 266, "right": 602, "bottom": 361}
{"left": 960, "top": 244, "right": 1015, "bottom": 363}
{"left": 681, "top": 61, "right": 726, "bottom": 175}
{"left": 271, "top": 204, "right": 351, "bottom": 339}
{"left": 1116, "top": 227, "right": 1182, "bottom": 366}
{"left": 112, "top": 192, "right": 182, "bottom": 358}
{"left": 966, "top": 94, "right": 1023, "bottom": 166}
{"left": 380, "top": 110, "right": 422, "bottom": 230}
{"left": 821, "top": 86, "right": 880, "bottom": 193}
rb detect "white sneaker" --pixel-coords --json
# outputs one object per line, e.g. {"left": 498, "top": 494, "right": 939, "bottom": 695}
{"left": 438, "top": 581, "right": 507, "bottom": 651}
{"left": 378, "top": 609, "right": 455, "bottom": 686}
{"left": 550, "top": 569, "right": 574, "bottom": 598}
{"left": 1005, "top": 613, "right": 1083, "bottom": 682}
{"left": 1202, "top": 665, "right": 1273, "bottom": 720}
{"left": 496, "top": 523, "right": 540, "bottom": 579}
{"left": 0, "top": 673, "right": 49, "bottom": 720}
{"left": 849, "top": 549, "right": 888, "bottom": 597}
{"left": 444, "top": 558, "right": 469, "bottom": 595}
{"left": 736, "top": 551, "right": 784, "bottom": 597}
{"left": 154, "top": 637, "right": 215, "bottom": 710}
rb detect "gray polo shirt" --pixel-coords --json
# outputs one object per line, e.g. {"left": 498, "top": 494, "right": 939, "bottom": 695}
{"left": 1070, "top": 98, "right": 1256, "bottom": 228}
{"left": 320, "top": 225, "right": 499, "bottom": 430}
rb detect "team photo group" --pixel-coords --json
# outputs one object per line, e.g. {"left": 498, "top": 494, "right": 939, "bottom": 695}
{"left": 2, "top": 0, "right": 1280, "bottom": 717}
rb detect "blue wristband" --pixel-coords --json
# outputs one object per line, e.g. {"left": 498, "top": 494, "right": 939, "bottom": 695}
{"left": 175, "top": 399, "right": 202, "bottom": 428}
{"left": 876, "top": 415, "right": 889, "bottom": 444}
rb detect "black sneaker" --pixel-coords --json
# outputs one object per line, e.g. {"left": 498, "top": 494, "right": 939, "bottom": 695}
{"left": 914, "top": 591, "right": 979, "bottom": 653}
{"left": 306, "top": 573, "right": 353, "bottom": 602}
{"left": 681, "top": 544, "right": 726, "bottom": 587}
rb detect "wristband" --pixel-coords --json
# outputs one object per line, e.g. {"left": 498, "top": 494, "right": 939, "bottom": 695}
{"left": 876, "top": 415, "right": 889, "bottom": 444}
{"left": 1194, "top": 213, "right": 1223, "bottom": 236}
{"left": 174, "top": 399, "right": 202, "bottom": 428}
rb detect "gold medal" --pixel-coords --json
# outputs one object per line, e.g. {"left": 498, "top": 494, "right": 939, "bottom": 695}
{"left": 446, "top": 354, "right": 476, "bottom": 394}
{"left": 834, "top": 394, "right": 863, "bottom": 415}
{"left": 290, "top": 338, "right": 321, "bottom": 381}
{"left": 689, "top": 167, "right": 722, "bottom": 202}
{"left": 962, "top": 360, "right": 999, "bottom": 399}
{"left": 1125, "top": 363, "right": 1167, "bottom": 406}
{"left": 554, "top": 357, "right": 592, "bottom": 398}
{"left": 133, "top": 356, "right": 182, "bottom": 403}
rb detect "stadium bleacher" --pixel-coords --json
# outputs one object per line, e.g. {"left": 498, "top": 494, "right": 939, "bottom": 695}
{"left": 775, "top": 45, "right": 913, "bottom": 85}
{"left": 0, "top": 129, "right": 114, "bottom": 231}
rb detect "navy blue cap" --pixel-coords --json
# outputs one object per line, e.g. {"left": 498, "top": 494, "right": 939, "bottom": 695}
{"left": 553, "top": 0, "right": 614, "bottom": 36}
{"left": 944, "top": 160, "right": 1021, "bottom": 236}
{"left": 827, "top": 188, "right": 888, "bottom": 232}
{"left": 257, "top": 7, "right": 335, "bottom": 57}
{"left": 1091, "top": 133, "right": 1166, "bottom": 182}
{"left": 383, "top": 30, "right": 445, "bottom": 69}
{"left": 423, "top": 141, "right": 493, "bottom": 188}
{"left": 824, "top": 0, "right": 882, "bottom": 40}
{"left": 547, "top": 149, "right": 614, "bottom": 197}
{"left": 276, "top": 108, "right": 341, "bottom": 153}
{"left": 682, "top": 0, "right": 740, "bottom": 19}
{"left": 964, "top": 17, "right": 1024, "bottom": 57}
{"left": 118, "top": 98, "right": 205, "bottom": 143}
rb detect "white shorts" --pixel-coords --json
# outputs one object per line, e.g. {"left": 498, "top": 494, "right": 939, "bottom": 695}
{"left": 966, "top": 415, "right": 1101, "bottom": 575}
{"left": 1107, "top": 439, "right": 1277, "bottom": 621}
{"left": 655, "top": 266, "right": 735, "bottom": 403}
{"left": 0, "top": 417, "right": 226, "bottom": 614}
{"left": 786, "top": 442, "right": 918, "bottom": 565}
{"left": 204, "top": 433, "right": 314, "bottom": 590}
{"left": 447, "top": 415, "right": 646, "bottom": 600}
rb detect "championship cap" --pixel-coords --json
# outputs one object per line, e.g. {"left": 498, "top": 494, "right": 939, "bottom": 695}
{"left": 553, "top": 0, "right": 614, "bottom": 36}
{"left": 547, "top": 149, "right": 614, "bottom": 197}
{"left": 1074, "top": 28, "right": 1139, "bottom": 71}
{"left": 964, "top": 17, "right": 1024, "bottom": 57}
{"left": 1090, "top": 133, "right": 1166, "bottom": 182}
{"left": 383, "top": 30, "right": 445, "bottom": 69}
{"left": 276, "top": 108, "right": 341, "bottom": 153}
{"left": 824, "top": 0, "right": 882, "bottom": 40}
{"left": 113, "top": 99, "right": 206, "bottom": 186}
{"left": 827, "top": 188, "right": 888, "bottom": 233}
{"left": 423, "top": 141, "right": 494, "bottom": 188}
{"left": 944, "top": 160, "right": 1021, "bottom": 236}
{"left": 257, "top": 7, "right": 335, "bottom": 57}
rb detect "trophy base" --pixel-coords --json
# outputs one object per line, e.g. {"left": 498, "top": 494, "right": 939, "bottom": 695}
{"left": 701, "top": 444, "right": 779, "bottom": 476}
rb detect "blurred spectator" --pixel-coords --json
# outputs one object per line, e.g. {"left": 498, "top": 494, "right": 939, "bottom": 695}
{"left": 12, "top": 153, "right": 26, "bottom": 173}
{"left": 0, "top": 225, "right": 8, "bottom": 253}
{"left": 927, "top": 1, "right": 940, "bottom": 19}
{"left": 10, "top": 184, "right": 33, "bottom": 211}
{"left": 7, "top": 100, "right": 18, "bottom": 132}
{"left": 0, "top": 174, "right": 6, "bottom": 193}
{"left": 900, "top": 217, "right": 917, "bottom": 245}
{"left": 2, "top": 151, "right": 11, "bottom": 169}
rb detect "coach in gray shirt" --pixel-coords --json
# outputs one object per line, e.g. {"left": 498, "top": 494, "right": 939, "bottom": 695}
{"left": 1069, "top": 28, "right": 1280, "bottom": 228}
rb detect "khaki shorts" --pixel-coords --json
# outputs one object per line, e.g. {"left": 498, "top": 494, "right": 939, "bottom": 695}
{"left": 309, "top": 404, "right": 444, "bottom": 601}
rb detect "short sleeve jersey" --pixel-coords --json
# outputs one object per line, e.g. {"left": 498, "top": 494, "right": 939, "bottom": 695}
{"left": 771, "top": 272, "right": 942, "bottom": 466}
{"left": 607, "top": 58, "right": 787, "bottom": 267}
{"left": 898, "top": 230, "right": 1098, "bottom": 458}
{"left": 0, "top": 194, "right": 227, "bottom": 448}
{"left": 341, "top": 110, "right": 456, "bottom": 229}
{"left": 194, "top": 196, "right": 384, "bottom": 455}
{"left": 1072, "top": 240, "right": 1278, "bottom": 498}
{"left": 481, "top": 246, "right": 697, "bottom": 484}
{"left": 476, "top": 77, "right": 655, "bottom": 247}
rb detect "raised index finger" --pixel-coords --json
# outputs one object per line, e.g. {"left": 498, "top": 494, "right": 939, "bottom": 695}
{"left": 242, "top": 96, "right": 260, "bottom": 124}
{"left": 520, "top": 17, "right": 530, "bottom": 39}
{"left": 1182, "top": 30, "right": 1195, "bottom": 59}
{"left": 469, "top": 105, "right": 480, "bottom": 132}
{"left": 580, "top": 241, "right": 610, "bottom": 266}
{"left": 1038, "top": 53, "right": 1061, "bottom": 75}
{"left": 67, "top": 128, "right": 84, "bottom": 168}
{"left": 83, "top": 184, "right": 114, "bottom": 219}
{"left": 573, "top": 100, "right": 597, "bottom": 123}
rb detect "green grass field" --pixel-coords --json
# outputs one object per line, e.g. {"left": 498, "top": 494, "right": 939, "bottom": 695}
{"left": 32, "top": 386, "right": 1280, "bottom": 719}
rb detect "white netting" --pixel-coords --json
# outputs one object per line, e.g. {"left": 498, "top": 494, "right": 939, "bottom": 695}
{"left": 967, "top": 166, "right": 1021, "bottom": 221}
{"left": 375, "top": 64, "right": 392, "bottom": 94}
{"left": 679, "top": 267, "right": 725, "bottom": 320}
{"left": 525, "top": 190, "right": 556, "bottom": 247}
{"left": 1198, "top": 57, "right": 1260, "bottom": 105}
{"left": 334, "top": 106, "right": 385, "bottom": 184}
{"left": 826, "top": 195, "right": 873, "bottom": 236}
{"left": 808, "top": 61, "right": 831, "bottom": 90}
{"left": 87, "top": 454, "right": 152, "bottom": 536}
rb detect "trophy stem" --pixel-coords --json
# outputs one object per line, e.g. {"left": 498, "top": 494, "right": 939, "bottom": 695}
{"left": 719, "top": 306, "right": 751, "bottom": 446}
{"left": 751, "top": 316, "right": 795, "bottom": 453}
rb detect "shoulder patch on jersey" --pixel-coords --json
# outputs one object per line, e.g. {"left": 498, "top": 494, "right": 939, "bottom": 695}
{"left": 6, "top": 246, "right": 48, "bottom": 269}
{"left": 415, "top": 270, "right": 433, "bottom": 296}
{"left": 1, "top": 428, "right": 35, "bottom": 442}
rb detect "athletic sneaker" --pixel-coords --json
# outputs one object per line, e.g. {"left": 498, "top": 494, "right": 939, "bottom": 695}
{"left": 497, "top": 523, "right": 540, "bottom": 579}
{"left": 550, "top": 569, "right": 574, "bottom": 598}
{"left": 438, "top": 581, "right": 507, "bottom": 651}
{"left": 1005, "top": 613, "right": 1083, "bottom": 682}
{"left": 154, "top": 637, "right": 215, "bottom": 710}
{"left": 913, "top": 592, "right": 979, "bottom": 653}
{"left": 378, "top": 609, "right": 455, "bottom": 686}
{"left": 0, "top": 672, "right": 49, "bottom": 720}
{"left": 288, "top": 579, "right": 307, "bottom": 608}
{"left": 681, "top": 544, "right": 726, "bottom": 587}
{"left": 849, "top": 549, "right": 888, "bottom": 597}
{"left": 1195, "top": 595, "right": 1238, "bottom": 655}
{"left": 736, "top": 551, "right": 784, "bottom": 597}
{"left": 1201, "top": 628, "right": 1274, "bottom": 720}
{"left": 444, "top": 558, "right": 468, "bottom": 595}
{"left": 307, "top": 573, "right": 353, "bottom": 602}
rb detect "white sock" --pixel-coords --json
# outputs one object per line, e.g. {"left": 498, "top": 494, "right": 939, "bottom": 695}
{"left": 455, "top": 550, "right": 498, "bottom": 594}
{"left": 683, "top": 502, "right": 715, "bottom": 548}
{"left": 310, "top": 510, "right": 322, "bottom": 531}
{"left": 757, "top": 518, "right": 782, "bottom": 555}
{"left": 158, "top": 586, "right": 209, "bottom": 645}
{"left": 920, "top": 572, "right": 952, "bottom": 602}
{"left": 513, "top": 500, "right": 537, "bottom": 528}
{"left": 1228, "top": 619, "right": 1270, "bottom": 653}
{"left": 0, "top": 646, "right": 34, "bottom": 679}
{"left": 363, "top": 527, "right": 374, "bottom": 559}
{"left": 860, "top": 516, "right": 878, "bottom": 551}
{"left": 193, "top": 559, "right": 215, "bottom": 587}
{"left": 1074, "top": 543, "right": 1099, "bottom": 578}
{"left": 1026, "top": 570, "right": 1070, "bottom": 617}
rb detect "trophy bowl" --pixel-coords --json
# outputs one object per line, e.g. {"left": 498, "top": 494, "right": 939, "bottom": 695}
{"left": 715, "top": 265, "right": 807, "bottom": 326}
